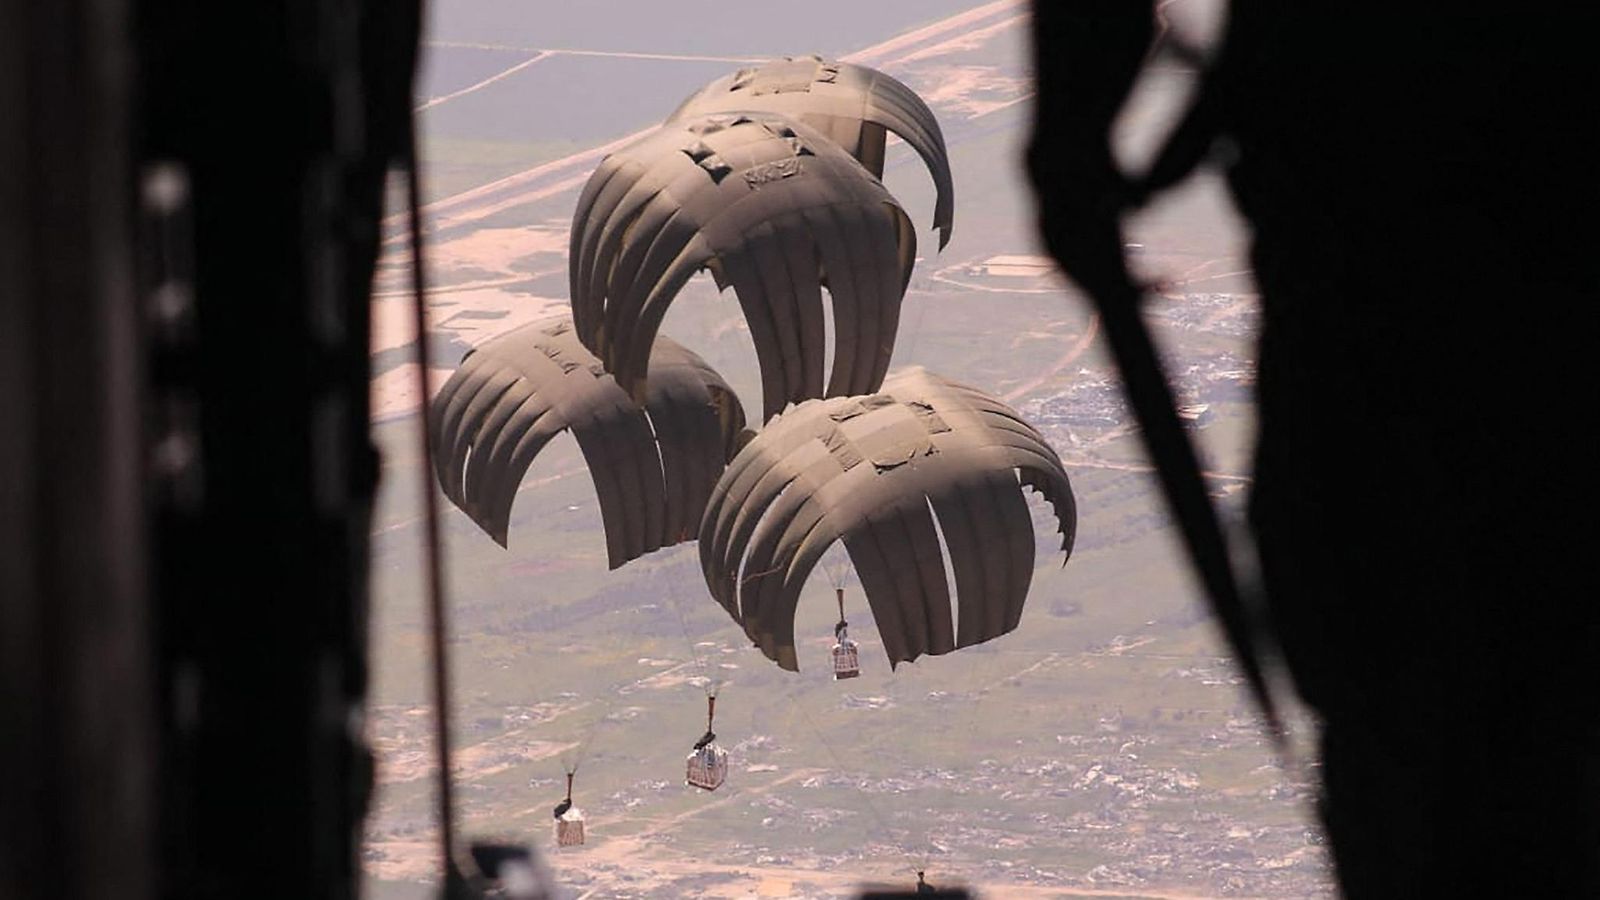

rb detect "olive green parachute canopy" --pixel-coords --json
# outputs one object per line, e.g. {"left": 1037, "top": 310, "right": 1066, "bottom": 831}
{"left": 668, "top": 55, "right": 955, "bottom": 249}
{"left": 429, "top": 317, "right": 747, "bottom": 570}
{"left": 569, "top": 112, "right": 916, "bottom": 423}
{"left": 699, "top": 368, "right": 1076, "bottom": 671}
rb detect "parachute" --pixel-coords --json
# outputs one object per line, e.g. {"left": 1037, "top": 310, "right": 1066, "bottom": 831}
{"left": 698, "top": 368, "right": 1076, "bottom": 672}
{"left": 417, "top": 49, "right": 1088, "bottom": 845}
{"left": 428, "top": 317, "right": 747, "bottom": 569}
{"left": 568, "top": 112, "right": 916, "bottom": 421}
{"left": 431, "top": 57, "right": 1076, "bottom": 676}
{"left": 668, "top": 55, "right": 955, "bottom": 249}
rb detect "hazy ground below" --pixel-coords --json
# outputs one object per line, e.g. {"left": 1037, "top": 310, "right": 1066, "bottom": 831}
{"left": 364, "top": 3, "right": 1333, "bottom": 898}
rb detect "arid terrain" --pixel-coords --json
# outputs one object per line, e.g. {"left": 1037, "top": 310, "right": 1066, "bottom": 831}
{"left": 363, "top": 3, "right": 1335, "bottom": 898}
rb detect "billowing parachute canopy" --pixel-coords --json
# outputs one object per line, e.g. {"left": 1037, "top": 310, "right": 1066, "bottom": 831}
{"left": 668, "top": 55, "right": 954, "bottom": 249}
{"left": 699, "top": 368, "right": 1076, "bottom": 672}
{"left": 569, "top": 112, "right": 916, "bottom": 423}
{"left": 429, "top": 317, "right": 747, "bottom": 569}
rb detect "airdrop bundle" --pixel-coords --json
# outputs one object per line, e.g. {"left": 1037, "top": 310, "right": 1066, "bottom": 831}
{"left": 426, "top": 54, "right": 1078, "bottom": 847}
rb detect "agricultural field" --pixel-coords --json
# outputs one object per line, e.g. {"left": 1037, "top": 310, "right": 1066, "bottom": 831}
{"left": 363, "top": 2, "right": 1332, "bottom": 897}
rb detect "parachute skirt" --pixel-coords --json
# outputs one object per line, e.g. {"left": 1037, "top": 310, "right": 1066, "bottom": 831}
{"left": 668, "top": 55, "right": 955, "bottom": 249}
{"left": 428, "top": 317, "right": 747, "bottom": 569}
{"left": 569, "top": 113, "right": 915, "bottom": 421}
{"left": 699, "top": 368, "right": 1077, "bottom": 672}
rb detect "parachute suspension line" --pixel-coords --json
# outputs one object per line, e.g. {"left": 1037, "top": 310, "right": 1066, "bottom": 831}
{"left": 704, "top": 670, "right": 722, "bottom": 699}
{"left": 784, "top": 693, "right": 922, "bottom": 877}
{"left": 665, "top": 588, "right": 722, "bottom": 698}
{"left": 902, "top": 292, "right": 930, "bottom": 368}
{"left": 822, "top": 542, "right": 853, "bottom": 590}
{"left": 902, "top": 685, "right": 941, "bottom": 879}
{"left": 405, "top": 114, "right": 459, "bottom": 880}
{"left": 824, "top": 547, "right": 861, "bottom": 679}
{"left": 951, "top": 649, "right": 1055, "bottom": 872}
{"left": 560, "top": 701, "right": 612, "bottom": 778}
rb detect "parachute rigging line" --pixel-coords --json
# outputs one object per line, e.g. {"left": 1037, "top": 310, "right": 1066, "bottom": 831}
{"left": 665, "top": 585, "right": 723, "bottom": 698}
{"left": 932, "top": 646, "right": 1056, "bottom": 873}
{"left": 783, "top": 691, "right": 928, "bottom": 877}
{"left": 406, "top": 115, "right": 459, "bottom": 881}
{"left": 821, "top": 542, "right": 853, "bottom": 591}
{"left": 559, "top": 699, "right": 615, "bottom": 777}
